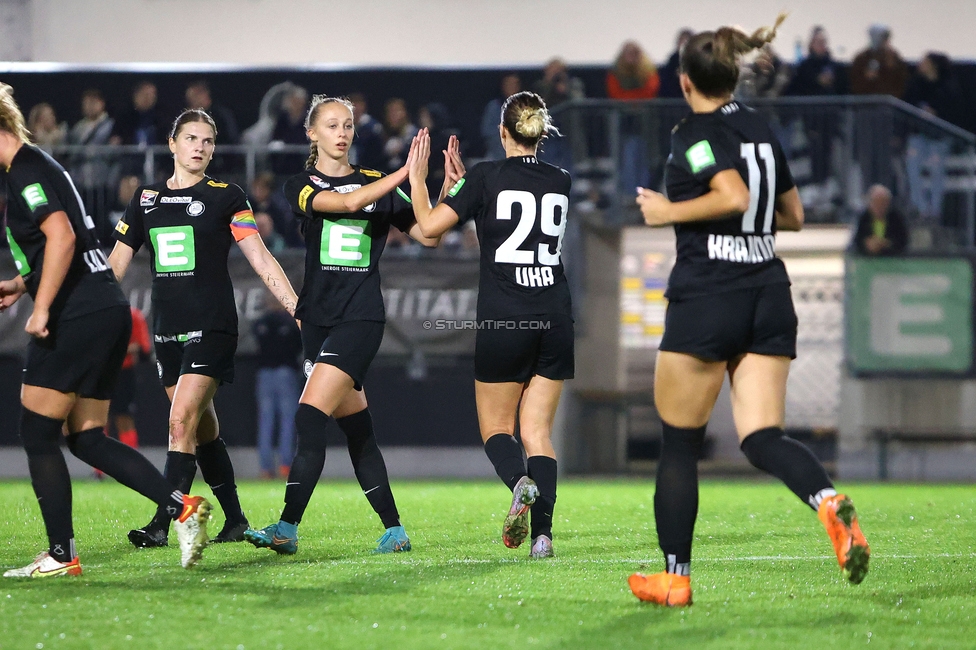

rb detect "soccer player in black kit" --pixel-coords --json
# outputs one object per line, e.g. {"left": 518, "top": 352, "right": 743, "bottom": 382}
{"left": 0, "top": 84, "right": 212, "bottom": 576}
{"left": 406, "top": 91, "right": 573, "bottom": 559}
{"left": 245, "top": 96, "right": 450, "bottom": 555}
{"left": 626, "top": 17, "right": 870, "bottom": 606}
{"left": 109, "top": 109, "right": 299, "bottom": 548}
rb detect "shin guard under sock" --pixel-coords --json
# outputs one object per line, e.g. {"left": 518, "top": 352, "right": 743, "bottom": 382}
{"left": 196, "top": 437, "right": 247, "bottom": 524}
{"left": 281, "top": 404, "right": 330, "bottom": 525}
{"left": 67, "top": 428, "right": 182, "bottom": 513}
{"left": 740, "top": 427, "right": 835, "bottom": 510}
{"left": 21, "top": 409, "right": 74, "bottom": 562}
{"left": 654, "top": 422, "right": 706, "bottom": 572}
{"left": 484, "top": 433, "right": 526, "bottom": 492}
{"left": 337, "top": 408, "right": 400, "bottom": 529}
{"left": 527, "top": 456, "right": 557, "bottom": 540}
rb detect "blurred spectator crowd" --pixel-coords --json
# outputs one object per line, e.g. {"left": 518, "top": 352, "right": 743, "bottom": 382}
{"left": 7, "top": 22, "right": 975, "bottom": 251}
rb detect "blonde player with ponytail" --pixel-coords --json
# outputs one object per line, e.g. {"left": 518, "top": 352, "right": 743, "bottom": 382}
{"left": 407, "top": 91, "right": 574, "bottom": 559}
{"left": 244, "top": 95, "right": 460, "bottom": 556}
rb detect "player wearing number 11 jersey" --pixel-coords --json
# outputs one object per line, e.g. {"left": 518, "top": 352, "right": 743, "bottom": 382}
{"left": 408, "top": 91, "right": 573, "bottom": 559}
{"left": 628, "top": 17, "right": 869, "bottom": 606}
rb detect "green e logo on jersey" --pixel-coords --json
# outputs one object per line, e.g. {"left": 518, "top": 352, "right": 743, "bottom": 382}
{"left": 447, "top": 178, "right": 465, "bottom": 197}
{"left": 320, "top": 219, "right": 371, "bottom": 268}
{"left": 149, "top": 226, "right": 196, "bottom": 272}
{"left": 4, "top": 227, "right": 31, "bottom": 275}
{"left": 21, "top": 183, "right": 48, "bottom": 210}
{"left": 686, "top": 140, "right": 717, "bottom": 174}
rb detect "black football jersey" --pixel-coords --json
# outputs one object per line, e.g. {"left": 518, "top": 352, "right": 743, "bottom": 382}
{"left": 3, "top": 144, "right": 126, "bottom": 322}
{"left": 443, "top": 156, "right": 573, "bottom": 319}
{"left": 283, "top": 167, "right": 414, "bottom": 327}
{"left": 664, "top": 101, "right": 795, "bottom": 299}
{"left": 113, "top": 176, "right": 256, "bottom": 335}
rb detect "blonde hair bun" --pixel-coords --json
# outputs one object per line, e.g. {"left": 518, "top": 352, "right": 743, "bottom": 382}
{"left": 515, "top": 108, "right": 547, "bottom": 140}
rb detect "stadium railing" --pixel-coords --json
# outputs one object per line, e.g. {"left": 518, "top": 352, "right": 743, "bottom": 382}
{"left": 550, "top": 95, "right": 976, "bottom": 249}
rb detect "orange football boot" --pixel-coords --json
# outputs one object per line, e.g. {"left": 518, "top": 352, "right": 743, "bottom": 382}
{"left": 628, "top": 571, "right": 692, "bottom": 606}
{"left": 818, "top": 493, "right": 870, "bottom": 584}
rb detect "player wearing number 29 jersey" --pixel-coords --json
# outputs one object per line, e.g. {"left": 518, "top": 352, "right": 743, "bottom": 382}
{"left": 444, "top": 156, "right": 572, "bottom": 320}
{"left": 409, "top": 91, "right": 572, "bottom": 560}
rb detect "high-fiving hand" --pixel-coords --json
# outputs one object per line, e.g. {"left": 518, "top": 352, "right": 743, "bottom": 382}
{"left": 409, "top": 128, "right": 431, "bottom": 186}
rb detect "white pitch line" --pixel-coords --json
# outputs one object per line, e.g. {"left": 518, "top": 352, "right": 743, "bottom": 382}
{"left": 69, "top": 552, "right": 976, "bottom": 571}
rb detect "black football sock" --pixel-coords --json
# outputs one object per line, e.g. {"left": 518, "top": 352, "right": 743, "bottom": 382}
{"left": 484, "top": 433, "right": 527, "bottom": 492}
{"left": 21, "top": 409, "right": 75, "bottom": 562}
{"left": 337, "top": 408, "right": 400, "bottom": 529}
{"left": 527, "top": 456, "right": 557, "bottom": 540}
{"left": 740, "top": 427, "right": 835, "bottom": 511}
{"left": 280, "top": 404, "right": 329, "bottom": 525}
{"left": 196, "top": 437, "right": 247, "bottom": 524}
{"left": 150, "top": 451, "right": 197, "bottom": 526}
{"left": 66, "top": 428, "right": 184, "bottom": 514}
{"left": 654, "top": 421, "right": 706, "bottom": 575}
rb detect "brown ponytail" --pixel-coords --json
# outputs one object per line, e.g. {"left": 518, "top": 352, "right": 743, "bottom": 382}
{"left": 680, "top": 13, "right": 787, "bottom": 98}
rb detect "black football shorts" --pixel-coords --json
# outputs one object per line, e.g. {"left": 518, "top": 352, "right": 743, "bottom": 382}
{"left": 474, "top": 313, "right": 575, "bottom": 383}
{"left": 154, "top": 330, "right": 237, "bottom": 388}
{"left": 109, "top": 367, "right": 137, "bottom": 415}
{"left": 659, "top": 283, "right": 797, "bottom": 361}
{"left": 301, "top": 320, "right": 385, "bottom": 390}
{"left": 23, "top": 304, "right": 131, "bottom": 400}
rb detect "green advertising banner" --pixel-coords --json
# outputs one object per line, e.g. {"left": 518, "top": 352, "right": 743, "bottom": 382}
{"left": 847, "top": 257, "right": 973, "bottom": 374}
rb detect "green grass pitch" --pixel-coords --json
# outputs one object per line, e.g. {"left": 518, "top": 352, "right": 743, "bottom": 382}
{"left": 0, "top": 480, "right": 974, "bottom": 649}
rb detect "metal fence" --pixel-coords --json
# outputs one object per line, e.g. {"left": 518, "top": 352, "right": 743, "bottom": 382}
{"left": 550, "top": 96, "right": 976, "bottom": 248}
{"left": 18, "top": 143, "right": 311, "bottom": 242}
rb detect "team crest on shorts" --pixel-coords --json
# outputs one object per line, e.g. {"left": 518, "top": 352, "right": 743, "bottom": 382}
{"left": 303, "top": 359, "right": 313, "bottom": 378}
{"left": 140, "top": 189, "right": 158, "bottom": 206}
{"left": 186, "top": 201, "right": 205, "bottom": 216}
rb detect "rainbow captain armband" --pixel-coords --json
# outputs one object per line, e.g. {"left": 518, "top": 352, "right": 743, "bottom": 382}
{"left": 230, "top": 209, "right": 259, "bottom": 241}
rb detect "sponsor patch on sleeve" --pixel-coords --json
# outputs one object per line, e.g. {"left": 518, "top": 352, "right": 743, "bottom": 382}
{"left": 360, "top": 168, "right": 382, "bottom": 178}
{"left": 207, "top": 180, "right": 229, "bottom": 188}
{"left": 686, "top": 140, "right": 717, "bottom": 174}
{"left": 115, "top": 221, "right": 129, "bottom": 235}
{"left": 447, "top": 178, "right": 465, "bottom": 197}
{"left": 21, "top": 183, "right": 48, "bottom": 210}
{"left": 298, "top": 185, "right": 314, "bottom": 213}
{"left": 140, "top": 189, "right": 158, "bottom": 206}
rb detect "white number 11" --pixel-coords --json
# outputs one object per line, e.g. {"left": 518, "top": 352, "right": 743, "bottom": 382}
{"left": 740, "top": 143, "right": 776, "bottom": 235}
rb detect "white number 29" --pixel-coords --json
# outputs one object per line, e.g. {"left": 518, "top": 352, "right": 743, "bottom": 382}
{"left": 494, "top": 190, "right": 569, "bottom": 266}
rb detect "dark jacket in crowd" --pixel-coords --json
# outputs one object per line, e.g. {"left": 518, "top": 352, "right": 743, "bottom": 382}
{"left": 853, "top": 207, "right": 909, "bottom": 256}
{"left": 658, "top": 50, "right": 683, "bottom": 98}
{"left": 904, "top": 56, "right": 966, "bottom": 129}
{"left": 786, "top": 52, "right": 847, "bottom": 96}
